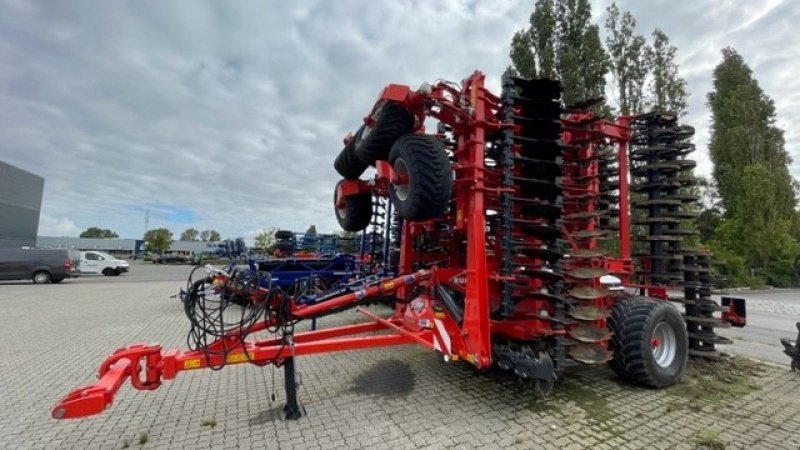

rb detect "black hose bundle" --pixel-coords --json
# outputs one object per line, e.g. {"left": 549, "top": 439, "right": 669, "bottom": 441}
{"left": 182, "top": 266, "right": 295, "bottom": 370}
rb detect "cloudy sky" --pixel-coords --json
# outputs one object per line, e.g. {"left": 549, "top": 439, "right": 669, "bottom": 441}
{"left": 1, "top": 0, "right": 798, "bottom": 242}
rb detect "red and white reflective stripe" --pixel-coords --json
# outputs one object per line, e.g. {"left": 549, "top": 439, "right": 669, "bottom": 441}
{"left": 432, "top": 319, "right": 451, "bottom": 359}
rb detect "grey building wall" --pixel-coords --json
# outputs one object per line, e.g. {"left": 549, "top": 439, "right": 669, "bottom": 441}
{"left": 36, "top": 237, "right": 214, "bottom": 256}
{"left": 37, "top": 237, "right": 139, "bottom": 253}
{"left": 0, "top": 161, "right": 44, "bottom": 249}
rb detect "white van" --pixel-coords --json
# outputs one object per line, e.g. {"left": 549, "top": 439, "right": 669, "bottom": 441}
{"left": 80, "top": 251, "right": 130, "bottom": 276}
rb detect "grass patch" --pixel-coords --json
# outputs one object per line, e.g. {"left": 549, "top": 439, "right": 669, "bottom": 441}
{"left": 200, "top": 418, "right": 217, "bottom": 428}
{"left": 694, "top": 429, "right": 725, "bottom": 449}
{"left": 527, "top": 397, "right": 559, "bottom": 414}
{"left": 138, "top": 432, "right": 149, "bottom": 446}
{"left": 668, "top": 356, "right": 762, "bottom": 411}
{"left": 558, "top": 380, "right": 613, "bottom": 422}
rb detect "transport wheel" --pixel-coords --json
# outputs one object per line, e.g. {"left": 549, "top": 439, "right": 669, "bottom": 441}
{"left": 114, "top": 268, "right": 121, "bottom": 276}
{"left": 276, "top": 240, "right": 294, "bottom": 253}
{"left": 102, "top": 268, "right": 114, "bottom": 276}
{"left": 388, "top": 134, "right": 452, "bottom": 221}
{"left": 334, "top": 126, "right": 369, "bottom": 180}
{"left": 334, "top": 180, "right": 372, "bottom": 232}
{"left": 608, "top": 296, "right": 688, "bottom": 387}
{"left": 275, "top": 230, "right": 294, "bottom": 240}
{"left": 32, "top": 271, "right": 51, "bottom": 284}
{"left": 355, "top": 102, "right": 415, "bottom": 165}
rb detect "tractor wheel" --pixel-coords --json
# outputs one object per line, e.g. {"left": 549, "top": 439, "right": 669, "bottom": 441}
{"left": 334, "top": 126, "right": 369, "bottom": 180}
{"left": 388, "top": 134, "right": 452, "bottom": 221}
{"left": 334, "top": 180, "right": 372, "bottom": 232}
{"left": 276, "top": 240, "right": 293, "bottom": 253}
{"left": 355, "top": 102, "right": 415, "bottom": 165}
{"left": 275, "top": 230, "right": 294, "bottom": 240}
{"left": 608, "top": 297, "right": 688, "bottom": 388}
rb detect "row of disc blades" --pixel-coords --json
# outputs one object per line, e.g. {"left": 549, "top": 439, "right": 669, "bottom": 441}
{"left": 497, "top": 75, "right": 569, "bottom": 368}
{"left": 629, "top": 113, "right": 699, "bottom": 286}
{"left": 629, "top": 113, "right": 730, "bottom": 358}
{"left": 561, "top": 113, "right": 613, "bottom": 365}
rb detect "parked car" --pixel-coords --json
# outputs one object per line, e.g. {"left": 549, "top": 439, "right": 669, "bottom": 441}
{"left": 153, "top": 254, "right": 188, "bottom": 264}
{"left": 80, "top": 251, "right": 129, "bottom": 276}
{"left": 0, "top": 248, "right": 80, "bottom": 284}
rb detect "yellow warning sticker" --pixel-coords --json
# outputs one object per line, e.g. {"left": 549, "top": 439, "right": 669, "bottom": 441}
{"left": 183, "top": 359, "right": 201, "bottom": 370}
{"left": 226, "top": 352, "right": 255, "bottom": 364}
{"left": 382, "top": 280, "right": 396, "bottom": 291}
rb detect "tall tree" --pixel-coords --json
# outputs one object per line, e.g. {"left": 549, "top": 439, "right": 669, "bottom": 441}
{"left": 79, "top": 227, "right": 119, "bottom": 238}
{"left": 337, "top": 230, "right": 359, "bottom": 254}
{"left": 707, "top": 47, "right": 799, "bottom": 286}
{"left": 708, "top": 47, "right": 797, "bottom": 219}
{"left": 179, "top": 228, "right": 199, "bottom": 241}
{"left": 253, "top": 228, "right": 276, "bottom": 253}
{"left": 509, "top": 0, "right": 608, "bottom": 111}
{"left": 200, "top": 229, "right": 221, "bottom": 242}
{"left": 646, "top": 29, "right": 688, "bottom": 115}
{"left": 144, "top": 228, "right": 172, "bottom": 254}
{"left": 300, "top": 225, "right": 318, "bottom": 251}
{"left": 605, "top": 3, "right": 649, "bottom": 115}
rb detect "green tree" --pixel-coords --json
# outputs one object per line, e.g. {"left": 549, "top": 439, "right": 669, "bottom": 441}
{"left": 79, "top": 227, "right": 119, "bottom": 238}
{"left": 646, "top": 29, "right": 688, "bottom": 115}
{"left": 200, "top": 229, "right": 221, "bottom": 242}
{"left": 300, "top": 225, "right": 318, "bottom": 251}
{"left": 707, "top": 48, "right": 800, "bottom": 286}
{"left": 337, "top": 230, "right": 359, "bottom": 254}
{"left": 605, "top": 3, "right": 649, "bottom": 115}
{"left": 179, "top": 228, "right": 199, "bottom": 241}
{"left": 253, "top": 228, "right": 276, "bottom": 253}
{"left": 144, "top": 228, "right": 173, "bottom": 254}
{"left": 509, "top": 0, "right": 608, "bottom": 112}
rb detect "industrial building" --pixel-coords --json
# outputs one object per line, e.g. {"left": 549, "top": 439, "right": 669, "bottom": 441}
{"left": 36, "top": 237, "right": 220, "bottom": 258}
{"left": 0, "top": 161, "right": 45, "bottom": 249}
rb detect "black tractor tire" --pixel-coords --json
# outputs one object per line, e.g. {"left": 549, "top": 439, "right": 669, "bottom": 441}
{"left": 355, "top": 102, "right": 415, "bottom": 165}
{"left": 334, "top": 126, "right": 369, "bottom": 180}
{"left": 388, "top": 134, "right": 452, "bottom": 221}
{"left": 276, "top": 240, "right": 294, "bottom": 253}
{"left": 608, "top": 296, "right": 688, "bottom": 388}
{"left": 334, "top": 181, "right": 373, "bottom": 232}
{"left": 32, "top": 270, "right": 51, "bottom": 284}
{"left": 275, "top": 230, "right": 294, "bottom": 240}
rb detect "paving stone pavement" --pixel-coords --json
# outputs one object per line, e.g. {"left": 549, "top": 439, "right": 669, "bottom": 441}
{"left": 2, "top": 276, "right": 800, "bottom": 450}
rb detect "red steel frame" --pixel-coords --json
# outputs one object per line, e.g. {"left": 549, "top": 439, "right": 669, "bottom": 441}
{"left": 52, "top": 72, "right": 664, "bottom": 421}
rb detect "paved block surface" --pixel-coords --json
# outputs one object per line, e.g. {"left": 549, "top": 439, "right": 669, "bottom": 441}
{"left": 2, "top": 266, "right": 800, "bottom": 449}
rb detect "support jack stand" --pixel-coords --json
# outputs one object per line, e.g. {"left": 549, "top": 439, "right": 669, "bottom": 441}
{"left": 281, "top": 336, "right": 306, "bottom": 420}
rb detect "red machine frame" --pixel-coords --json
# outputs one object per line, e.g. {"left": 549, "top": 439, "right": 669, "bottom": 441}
{"left": 51, "top": 71, "right": 707, "bottom": 421}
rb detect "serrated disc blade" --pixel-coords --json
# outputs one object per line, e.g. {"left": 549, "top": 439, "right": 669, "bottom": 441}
{"left": 566, "top": 267, "right": 608, "bottom": 280}
{"left": 568, "top": 344, "right": 612, "bottom": 364}
{"left": 569, "top": 305, "right": 610, "bottom": 320}
{"left": 568, "top": 286, "right": 611, "bottom": 300}
{"left": 569, "top": 325, "right": 611, "bottom": 343}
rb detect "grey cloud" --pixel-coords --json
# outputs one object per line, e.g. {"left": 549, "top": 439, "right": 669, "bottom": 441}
{"left": 1, "top": 1, "right": 797, "bottom": 241}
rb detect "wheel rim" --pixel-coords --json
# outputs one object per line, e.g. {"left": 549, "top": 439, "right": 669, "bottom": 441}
{"left": 334, "top": 185, "right": 348, "bottom": 220}
{"left": 35, "top": 273, "right": 47, "bottom": 283}
{"left": 393, "top": 157, "right": 410, "bottom": 201}
{"left": 651, "top": 321, "right": 677, "bottom": 368}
